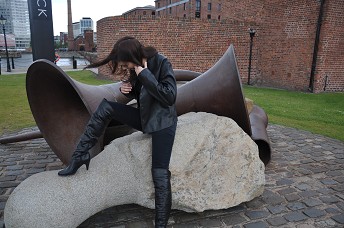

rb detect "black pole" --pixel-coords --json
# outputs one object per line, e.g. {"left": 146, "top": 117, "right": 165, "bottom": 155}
{"left": 0, "top": 57, "right": 2, "bottom": 75}
{"left": 11, "top": 57, "right": 14, "bottom": 69}
{"left": 309, "top": 0, "right": 325, "bottom": 93}
{"left": 2, "top": 24, "right": 11, "bottom": 72}
{"left": 248, "top": 28, "right": 255, "bottom": 85}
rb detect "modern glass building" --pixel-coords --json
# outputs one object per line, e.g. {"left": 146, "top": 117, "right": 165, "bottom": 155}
{"left": 0, "top": 0, "right": 30, "bottom": 49}
{"left": 73, "top": 17, "right": 93, "bottom": 38}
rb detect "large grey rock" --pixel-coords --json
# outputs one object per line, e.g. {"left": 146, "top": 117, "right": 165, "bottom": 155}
{"left": 4, "top": 112, "right": 265, "bottom": 228}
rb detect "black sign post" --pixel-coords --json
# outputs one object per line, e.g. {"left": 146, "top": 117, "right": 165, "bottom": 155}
{"left": 27, "top": 0, "right": 55, "bottom": 62}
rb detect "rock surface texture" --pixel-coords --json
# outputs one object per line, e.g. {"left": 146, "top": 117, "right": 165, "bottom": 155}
{"left": 4, "top": 112, "right": 265, "bottom": 228}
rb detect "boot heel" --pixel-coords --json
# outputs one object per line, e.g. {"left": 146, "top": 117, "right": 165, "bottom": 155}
{"left": 84, "top": 153, "right": 91, "bottom": 170}
{"left": 85, "top": 160, "right": 90, "bottom": 170}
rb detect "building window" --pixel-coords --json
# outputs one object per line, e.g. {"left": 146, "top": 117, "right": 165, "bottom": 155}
{"left": 158, "top": 11, "right": 160, "bottom": 16}
{"left": 143, "top": 11, "right": 146, "bottom": 15}
{"left": 218, "top": 3, "right": 221, "bottom": 11}
{"left": 169, "top": 7, "right": 172, "bottom": 14}
{"left": 207, "top": 14, "right": 211, "bottom": 19}
{"left": 218, "top": 15, "right": 221, "bottom": 20}
{"left": 158, "top": 3, "right": 160, "bottom": 8}
{"left": 195, "top": 0, "right": 201, "bottom": 18}
{"left": 169, "top": 0, "right": 172, "bottom": 4}
{"left": 208, "top": 3, "right": 211, "bottom": 11}
{"left": 184, "top": 14, "right": 186, "bottom": 18}
{"left": 184, "top": 3, "right": 186, "bottom": 10}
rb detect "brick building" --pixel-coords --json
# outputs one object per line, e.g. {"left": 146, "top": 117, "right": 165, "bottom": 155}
{"left": 123, "top": 6, "right": 156, "bottom": 18}
{"left": 155, "top": 0, "right": 224, "bottom": 20}
{"left": 96, "top": 0, "right": 343, "bottom": 93}
{"left": 73, "top": 30, "right": 95, "bottom": 52}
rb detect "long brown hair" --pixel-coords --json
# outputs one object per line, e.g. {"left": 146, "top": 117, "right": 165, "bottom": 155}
{"left": 85, "top": 36, "right": 157, "bottom": 75}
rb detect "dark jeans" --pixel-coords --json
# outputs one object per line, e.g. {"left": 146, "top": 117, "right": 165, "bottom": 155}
{"left": 106, "top": 100, "right": 177, "bottom": 169}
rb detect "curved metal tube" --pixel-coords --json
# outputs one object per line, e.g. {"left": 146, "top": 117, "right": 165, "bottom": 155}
{"left": 0, "top": 45, "right": 271, "bottom": 165}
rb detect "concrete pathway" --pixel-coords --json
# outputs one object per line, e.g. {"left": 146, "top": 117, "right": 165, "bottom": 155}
{"left": 0, "top": 124, "right": 343, "bottom": 227}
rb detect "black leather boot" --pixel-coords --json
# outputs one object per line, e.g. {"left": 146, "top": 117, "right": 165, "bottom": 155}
{"left": 58, "top": 99, "right": 113, "bottom": 176}
{"left": 152, "top": 168, "right": 172, "bottom": 228}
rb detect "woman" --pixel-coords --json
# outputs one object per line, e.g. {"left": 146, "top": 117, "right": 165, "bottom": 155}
{"left": 58, "top": 36, "right": 177, "bottom": 228}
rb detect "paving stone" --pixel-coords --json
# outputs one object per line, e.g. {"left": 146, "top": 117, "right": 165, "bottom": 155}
{"left": 302, "top": 198, "right": 323, "bottom": 207}
{"left": 24, "top": 163, "right": 46, "bottom": 169}
{"left": 334, "top": 176, "right": 344, "bottom": 183}
{"left": 245, "top": 210, "right": 270, "bottom": 220}
{"left": 298, "top": 190, "right": 318, "bottom": 198}
{"left": 0, "top": 202, "right": 5, "bottom": 210}
{"left": 17, "top": 160, "right": 36, "bottom": 165}
{"left": 336, "top": 193, "right": 344, "bottom": 200}
{"left": 243, "top": 221, "right": 269, "bottom": 228}
{"left": 303, "top": 208, "right": 326, "bottom": 218}
{"left": 266, "top": 216, "right": 288, "bottom": 226}
{"left": 325, "top": 207, "right": 341, "bottom": 214}
{"left": 326, "top": 170, "right": 344, "bottom": 177}
{"left": 267, "top": 205, "right": 288, "bottom": 214}
{"left": 222, "top": 214, "right": 246, "bottom": 226}
{"left": 283, "top": 212, "right": 308, "bottom": 222}
{"left": 198, "top": 218, "right": 223, "bottom": 227}
{"left": 2, "top": 170, "right": 24, "bottom": 176}
{"left": 295, "top": 183, "right": 312, "bottom": 191}
{"left": 261, "top": 190, "right": 285, "bottom": 205}
{"left": 276, "top": 178, "right": 294, "bottom": 186}
{"left": 5, "top": 157, "right": 23, "bottom": 162}
{"left": 26, "top": 168, "right": 45, "bottom": 174}
{"left": 317, "top": 187, "right": 334, "bottom": 194}
{"left": 170, "top": 223, "right": 199, "bottom": 228}
{"left": 314, "top": 219, "right": 338, "bottom": 227}
{"left": 287, "top": 202, "right": 306, "bottom": 211}
{"left": 277, "top": 187, "right": 297, "bottom": 195}
{"left": 320, "top": 179, "right": 338, "bottom": 185}
{"left": 285, "top": 193, "right": 301, "bottom": 202}
{"left": 331, "top": 185, "right": 344, "bottom": 192}
{"left": 331, "top": 214, "right": 344, "bottom": 224}
{"left": 0, "top": 176, "right": 16, "bottom": 182}
{"left": 320, "top": 196, "right": 340, "bottom": 204}
{"left": 37, "top": 158, "right": 55, "bottom": 164}
{"left": 336, "top": 202, "right": 344, "bottom": 211}
{"left": 0, "top": 182, "right": 19, "bottom": 188}
{"left": 0, "top": 162, "right": 16, "bottom": 167}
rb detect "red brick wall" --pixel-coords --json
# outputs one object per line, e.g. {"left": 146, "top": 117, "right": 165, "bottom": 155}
{"left": 313, "top": 0, "right": 344, "bottom": 92}
{"left": 96, "top": 0, "right": 344, "bottom": 93}
{"left": 97, "top": 16, "right": 256, "bottom": 83}
{"left": 256, "top": 0, "right": 319, "bottom": 91}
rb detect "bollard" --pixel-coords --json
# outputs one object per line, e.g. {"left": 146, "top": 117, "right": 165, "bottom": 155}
{"left": 72, "top": 56, "right": 77, "bottom": 69}
{"left": 11, "top": 57, "right": 14, "bottom": 69}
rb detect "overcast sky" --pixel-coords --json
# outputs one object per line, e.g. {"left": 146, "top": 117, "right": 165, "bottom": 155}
{"left": 51, "top": 0, "right": 155, "bottom": 35}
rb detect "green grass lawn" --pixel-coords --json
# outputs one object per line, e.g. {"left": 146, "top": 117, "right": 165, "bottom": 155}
{"left": 243, "top": 86, "right": 344, "bottom": 142}
{"left": 0, "top": 70, "right": 113, "bottom": 135}
{"left": 0, "top": 71, "right": 343, "bottom": 142}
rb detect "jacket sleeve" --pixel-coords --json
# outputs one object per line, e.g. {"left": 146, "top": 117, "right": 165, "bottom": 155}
{"left": 137, "top": 58, "right": 177, "bottom": 106}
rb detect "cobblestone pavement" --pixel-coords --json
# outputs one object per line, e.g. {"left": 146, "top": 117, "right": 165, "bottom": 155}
{"left": 0, "top": 124, "right": 343, "bottom": 228}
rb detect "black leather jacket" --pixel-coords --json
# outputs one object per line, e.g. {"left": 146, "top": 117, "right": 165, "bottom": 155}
{"left": 123, "top": 53, "right": 177, "bottom": 133}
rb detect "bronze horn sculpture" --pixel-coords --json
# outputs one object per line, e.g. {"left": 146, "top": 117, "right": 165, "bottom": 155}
{"left": 0, "top": 45, "right": 271, "bottom": 165}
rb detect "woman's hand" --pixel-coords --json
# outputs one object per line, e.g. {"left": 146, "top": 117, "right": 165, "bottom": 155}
{"left": 134, "top": 61, "right": 147, "bottom": 76}
{"left": 120, "top": 82, "right": 132, "bottom": 94}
